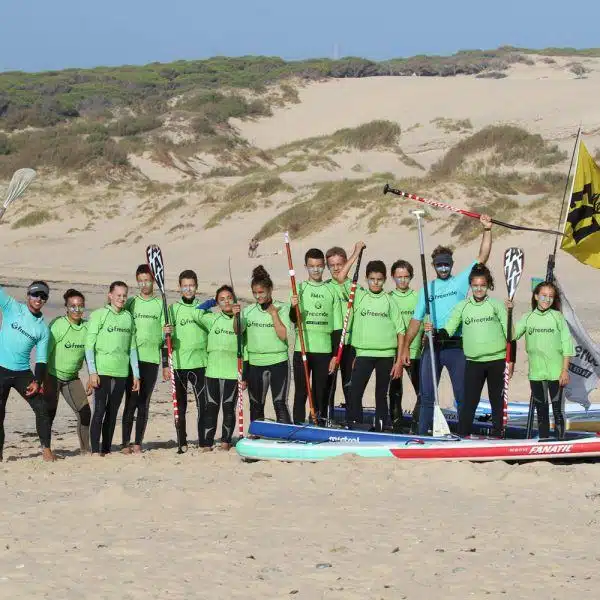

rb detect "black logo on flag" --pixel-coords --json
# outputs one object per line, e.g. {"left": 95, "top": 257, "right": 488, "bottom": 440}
{"left": 567, "top": 184, "right": 600, "bottom": 244}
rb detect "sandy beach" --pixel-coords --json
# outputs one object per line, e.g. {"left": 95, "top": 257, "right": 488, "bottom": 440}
{"left": 2, "top": 57, "right": 600, "bottom": 599}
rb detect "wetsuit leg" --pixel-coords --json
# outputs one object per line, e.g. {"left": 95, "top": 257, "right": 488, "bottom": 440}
{"left": 247, "top": 364, "right": 267, "bottom": 423}
{"left": 548, "top": 381, "right": 565, "bottom": 439}
{"left": 205, "top": 377, "right": 221, "bottom": 447}
{"left": 134, "top": 362, "right": 159, "bottom": 445}
{"left": 389, "top": 375, "right": 403, "bottom": 431}
{"left": 61, "top": 379, "right": 91, "bottom": 452}
{"left": 417, "top": 345, "right": 443, "bottom": 435}
{"left": 174, "top": 369, "right": 190, "bottom": 447}
{"left": 347, "top": 356, "right": 375, "bottom": 425}
{"left": 100, "top": 376, "right": 127, "bottom": 454}
{"left": 486, "top": 359, "right": 506, "bottom": 436}
{"left": 43, "top": 374, "right": 61, "bottom": 429}
{"left": 268, "top": 361, "right": 291, "bottom": 424}
{"left": 442, "top": 347, "right": 467, "bottom": 412}
{"left": 292, "top": 351, "right": 309, "bottom": 424}
{"left": 121, "top": 368, "right": 136, "bottom": 447}
{"left": 188, "top": 368, "right": 207, "bottom": 447}
{"left": 221, "top": 379, "right": 237, "bottom": 444}
{"left": 10, "top": 370, "right": 52, "bottom": 449}
{"left": 409, "top": 359, "right": 421, "bottom": 431}
{"left": 373, "top": 357, "right": 394, "bottom": 432}
{"left": 459, "top": 360, "right": 486, "bottom": 437}
{"left": 530, "top": 380, "right": 550, "bottom": 438}
{"left": 311, "top": 353, "right": 332, "bottom": 422}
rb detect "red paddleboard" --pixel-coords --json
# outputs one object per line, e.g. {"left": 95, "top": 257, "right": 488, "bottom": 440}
{"left": 390, "top": 435, "right": 600, "bottom": 462}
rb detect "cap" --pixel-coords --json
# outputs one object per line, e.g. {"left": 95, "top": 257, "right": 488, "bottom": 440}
{"left": 432, "top": 253, "right": 454, "bottom": 267}
{"left": 27, "top": 282, "right": 50, "bottom": 296}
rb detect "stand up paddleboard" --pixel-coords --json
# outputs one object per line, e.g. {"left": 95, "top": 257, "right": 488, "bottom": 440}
{"left": 236, "top": 435, "right": 600, "bottom": 463}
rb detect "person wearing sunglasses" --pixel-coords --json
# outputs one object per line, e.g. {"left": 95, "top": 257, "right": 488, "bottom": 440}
{"left": 325, "top": 245, "right": 354, "bottom": 411}
{"left": 401, "top": 215, "right": 493, "bottom": 435}
{"left": 511, "top": 281, "right": 574, "bottom": 439}
{"left": 388, "top": 260, "right": 422, "bottom": 432}
{"left": 0, "top": 280, "right": 54, "bottom": 461}
{"left": 242, "top": 265, "right": 292, "bottom": 424}
{"left": 121, "top": 264, "right": 170, "bottom": 454}
{"left": 168, "top": 269, "right": 209, "bottom": 451}
{"left": 289, "top": 248, "right": 342, "bottom": 424}
{"left": 339, "top": 257, "right": 405, "bottom": 431}
{"left": 86, "top": 281, "right": 140, "bottom": 456}
{"left": 199, "top": 285, "right": 243, "bottom": 450}
{"left": 44, "top": 289, "right": 91, "bottom": 453}
{"left": 438, "top": 264, "right": 510, "bottom": 437}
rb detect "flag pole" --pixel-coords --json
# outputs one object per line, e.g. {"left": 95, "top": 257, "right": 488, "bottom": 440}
{"left": 546, "top": 126, "right": 582, "bottom": 282}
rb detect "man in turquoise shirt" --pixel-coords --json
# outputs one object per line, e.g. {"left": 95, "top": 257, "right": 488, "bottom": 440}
{"left": 0, "top": 281, "right": 55, "bottom": 461}
{"left": 400, "top": 216, "right": 493, "bottom": 435}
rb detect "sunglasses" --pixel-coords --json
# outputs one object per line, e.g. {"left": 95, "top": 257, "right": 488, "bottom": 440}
{"left": 67, "top": 305, "right": 85, "bottom": 313}
{"left": 29, "top": 292, "right": 48, "bottom": 302}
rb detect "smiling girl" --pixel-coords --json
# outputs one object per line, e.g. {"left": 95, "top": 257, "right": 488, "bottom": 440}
{"left": 513, "top": 281, "right": 574, "bottom": 439}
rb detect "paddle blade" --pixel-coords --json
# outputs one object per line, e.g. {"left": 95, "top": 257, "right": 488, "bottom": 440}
{"left": 432, "top": 405, "right": 451, "bottom": 437}
{"left": 3, "top": 168, "right": 37, "bottom": 209}
{"left": 146, "top": 244, "right": 166, "bottom": 293}
{"left": 503, "top": 248, "right": 525, "bottom": 300}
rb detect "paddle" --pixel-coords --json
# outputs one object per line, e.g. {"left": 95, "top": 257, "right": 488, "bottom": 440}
{"left": 502, "top": 248, "right": 524, "bottom": 437}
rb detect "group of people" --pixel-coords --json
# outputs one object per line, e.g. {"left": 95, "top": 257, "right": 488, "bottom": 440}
{"left": 0, "top": 213, "right": 576, "bottom": 461}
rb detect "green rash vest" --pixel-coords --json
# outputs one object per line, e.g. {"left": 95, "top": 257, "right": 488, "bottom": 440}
{"left": 389, "top": 289, "right": 422, "bottom": 360}
{"left": 242, "top": 301, "right": 291, "bottom": 367}
{"left": 85, "top": 306, "right": 137, "bottom": 378}
{"left": 200, "top": 311, "right": 239, "bottom": 380}
{"left": 350, "top": 287, "right": 405, "bottom": 358}
{"left": 445, "top": 297, "right": 508, "bottom": 362}
{"left": 514, "top": 309, "right": 575, "bottom": 381}
{"left": 48, "top": 316, "right": 88, "bottom": 381}
{"left": 291, "top": 281, "right": 342, "bottom": 354}
{"left": 168, "top": 300, "right": 208, "bottom": 370}
{"left": 125, "top": 295, "right": 165, "bottom": 365}
{"left": 328, "top": 279, "right": 352, "bottom": 344}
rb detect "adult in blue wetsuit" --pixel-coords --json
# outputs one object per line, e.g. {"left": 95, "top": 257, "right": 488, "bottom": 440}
{"left": 400, "top": 216, "right": 493, "bottom": 435}
{"left": 0, "top": 281, "right": 55, "bottom": 461}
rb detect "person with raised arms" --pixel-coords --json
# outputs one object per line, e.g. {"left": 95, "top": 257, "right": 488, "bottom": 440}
{"left": 44, "top": 289, "right": 91, "bottom": 454}
{"left": 121, "top": 264, "right": 170, "bottom": 454}
{"left": 242, "top": 265, "right": 292, "bottom": 424}
{"left": 0, "top": 281, "right": 54, "bottom": 462}
{"left": 290, "top": 248, "right": 342, "bottom": 423}
{"left": 334, "top": 247, "right": 405, "bottom": 431}
{"left": 400, "top": 215, "right": 492, "bottom": 435}
{"left": 388, "top": 259, "right": 423, "bottom": 432}
{"left": 325, "top": 246, "right": 354, "bottom": 408}
{"left": 168, "top": 269, "right": 209, "bottom": 451}
{"left": 512, "top": 281, "right": 574, "bottom": 440}
{"left": 200, "top": 285, "right": 242, "bottom": 450}
{"left": 437, "top": 264, "right": 511, "bottom": 437}
{"left": 85, "top": 281, "right": 140, "bottom": 456}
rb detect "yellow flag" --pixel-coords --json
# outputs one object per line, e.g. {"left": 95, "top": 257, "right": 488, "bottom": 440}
{"left": 561, "top": 141, "right": 600, "bottom": 268}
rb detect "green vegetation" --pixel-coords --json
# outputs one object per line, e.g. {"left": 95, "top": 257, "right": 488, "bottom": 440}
{"left": 5, "top": 46, "right": 591, "bottom": 133}
{"left": 431, "top": 125, "right": 567, "bottom": 177}
{"left": 11, "top": 209, "right": 56, "bottom": 229}
{"left": 255, "top": 178, "right": 382, "bottom": 239}
{"left": 431, "top": 117, "right": 473, "bottom": 133}
{"left": 142, "top": 197, "right": 186, "bottom": 227}
{"left": 205, "top": 176, "right": 293, "bottom": 229}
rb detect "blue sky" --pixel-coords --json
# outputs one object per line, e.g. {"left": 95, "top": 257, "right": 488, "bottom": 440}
{"left": 2, "top": 0, "right": 599, "bottom": 72}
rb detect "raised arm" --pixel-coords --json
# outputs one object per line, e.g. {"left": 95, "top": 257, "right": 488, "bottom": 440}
{"left": 477, "top": 215, "right": 493, "bottom": 264}
{"left": 334, "top": 241, "right": 366, "bottom": 283}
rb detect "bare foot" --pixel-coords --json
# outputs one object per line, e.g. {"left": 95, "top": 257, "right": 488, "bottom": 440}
{"left": 42, "top": 448, "right": 56, "bottom": 462}
{"left": 200, "top": 446, "right": 213, "bottom": 453}
{"left": 220, "top": 443, "right": 232, "bottom": 451}
{"left": 132, "top": 445, "right": 142, "bottom": 454}
{"left": 92, "top": 452, "right": 102, "bottom": 457}
{"left": 121, "top": 446, "right": 132, "bottom": 455}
